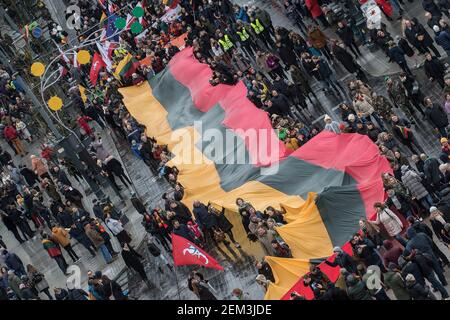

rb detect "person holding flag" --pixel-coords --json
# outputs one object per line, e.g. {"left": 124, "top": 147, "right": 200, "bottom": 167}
{"left": 171, "top": 231, "right": 223, "bottom": 299}
{"left": 187, "top": 270, "right": 217, "bottom": 300}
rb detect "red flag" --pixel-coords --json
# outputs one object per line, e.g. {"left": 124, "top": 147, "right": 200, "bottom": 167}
{"left": 172, "top": 233, "right": 223, "bottom": 270}
{"left": 89, "top": 52, "right": 106, "bottom": 86}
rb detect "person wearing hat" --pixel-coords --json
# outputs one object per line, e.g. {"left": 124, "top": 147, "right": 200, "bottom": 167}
{"left": 405, "top": 273, "right": 435, "bottom": 300}
{"left": 323, "top": 114, "right": 340, "bottom": 134}
{"left": 324, "top": 246, "right": 357, "bottom": 274}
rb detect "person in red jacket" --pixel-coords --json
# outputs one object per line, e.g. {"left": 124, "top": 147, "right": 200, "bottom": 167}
{"left": 3, "top": 124, "right": 26, "bottom": 156}
{"left": 305, "top": 0, "right": 330, "bottom": 28}
{"left": 77, "top": 115, "right": 94, "bottom": 137}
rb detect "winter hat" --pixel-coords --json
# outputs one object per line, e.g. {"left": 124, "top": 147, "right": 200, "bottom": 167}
{"left": 429, "top": 206, "right": 438, "bottom": 213}
{"left": 333, "top": 246, "right": 343, "bottom": 253}
{"left": 348, "top": 114, "right": 355, "bottom": 121}
{"left": 441, "top": 137, "right": 448, "bottom": 144}
{"left": 433, "top": 25, "right": 440, "bottom": 33}
{"left": 324, "top": 114, "right": 332, "bottom": 122}
{"left": 400, "top": 165, "right": 409, "bottom": 174}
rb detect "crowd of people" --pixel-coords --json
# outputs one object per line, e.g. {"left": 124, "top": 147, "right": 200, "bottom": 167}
{"left": 0, "top": 0, "right": 449, "bottom": 300}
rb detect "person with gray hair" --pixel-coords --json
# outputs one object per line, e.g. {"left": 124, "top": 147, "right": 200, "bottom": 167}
{"left": 434, "top": 24, "right": 450, "bottom": 57}
{"left": 405, "top": 273, "right": 436, "bottom": 300}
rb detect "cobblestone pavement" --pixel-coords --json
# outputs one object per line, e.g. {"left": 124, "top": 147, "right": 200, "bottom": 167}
{"left": 0, "top": 0, "right": 449, "bottom": 301}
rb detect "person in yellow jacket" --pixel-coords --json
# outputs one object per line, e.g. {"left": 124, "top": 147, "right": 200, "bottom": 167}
{"left": 235, "top": 21, "right": 257, "bottom": 57}
{"left": 51, "top": 225, "right": 80, "bottom": 263}
{"left": 218, "top": 32, "right": 234, "bottom": 53}
{"left": 249, "top": 16, "right": 273, "bottom": 48}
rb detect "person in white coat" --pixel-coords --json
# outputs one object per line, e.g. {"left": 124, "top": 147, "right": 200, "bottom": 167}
{"left": 373, "top": 202, "right": 407, "bottom": 247}
{"left": 105, "top": 214, "right": 132, "bottom": 246}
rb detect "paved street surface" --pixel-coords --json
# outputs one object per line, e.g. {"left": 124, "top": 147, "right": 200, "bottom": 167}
{"left": 0, "top": 0, "right": 449, "bottom": 300}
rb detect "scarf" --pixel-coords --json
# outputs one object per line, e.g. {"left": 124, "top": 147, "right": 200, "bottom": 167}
{"left": 153, "top": 211, "right": 168, "bottom": 229}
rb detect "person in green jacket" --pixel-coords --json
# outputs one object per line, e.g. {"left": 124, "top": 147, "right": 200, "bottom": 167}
{"left": 384, "top": 263, "right": 411, "bottom": 300}
{"left": 346, "top": 275, "right": 373, "bottom": 300}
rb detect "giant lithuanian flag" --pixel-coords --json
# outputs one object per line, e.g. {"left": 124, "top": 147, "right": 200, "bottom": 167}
{"left": 119, "top": 48, "right": 392, "bottom": 300}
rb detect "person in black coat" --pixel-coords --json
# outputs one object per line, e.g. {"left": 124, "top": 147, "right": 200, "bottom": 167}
{"left": 399, "top": 73, "right": 426, "bottom": 115}
{"left": 172, "top": 220, "right": 199, "bottom": 245}
{"left": 193, "top": 201, "right": 215, "bottom": 236}
{"left": 390, "top": 115, "right": 423, "bottom": 154}
{"left": 56, "top": 206, "right": 74, "bottom": 228}
{"left": 19, "top": 165, "right": 39, "bottom": 187}
{"left": 63, "top": 186, "right": 84, "bottom": 210}
{"left": 69, "top": 223, "right": 96, "bottom": 257}
{"left": 336, "top": 20, "right": 361, "bottom": 57}
{"left": 423, "top": 0, "right": 443, "bottom": 19}
{"left": 332, "top": 42, "right": 361, "bottom": 74}
{"left": 188, "top": 270, "right": 217, "bottom": 300}
{"left": 0, "top": 211, "right": 25, "bottom": 243}
{"left": 266, "top": 90, "right": 294, "bottom": 118}
{"left": 104, "top": 156, "right": 132, "bottom": 188}
{"left": 424, "top": 97, "right": 448, "bottom": 137}
{"left": 169, "top": 201, "right": 193, "bottom": 225}
{"left": 424, "top": 52, "right": 446, "bottom": 88}
{"left": 324, "top": 246, "right": 357, "bottom": 274}
{"left": 6, "top": 206, "right": 34, "bottom": 240}
{"left": 101, "top": 275, "right": 127, "bottom": 300}
{"left": 51, "top": 166, "right": 71, "bottom": 187}
{"left": 276, "top": 41, "right": 298, "bottom": 68}
{"left": 121, "top": 243, "right": 148, "bottom": 282}
{"left": 397, "top": 36, "right": 415, "bottom": 58}
{"left": 411, "top": 18, "right": 441, "bottom": 57}
{"left": 388, "top": 41, "right": 413, "bottom": 76}
{"left": 209, "top": 205, "right": 240, "bottom": 248}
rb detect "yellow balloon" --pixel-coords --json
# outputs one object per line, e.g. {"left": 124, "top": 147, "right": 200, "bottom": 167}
{"left": 77, "top": 50, "right": 91, "bottom": 65}
{"left": 31, "top": 62, "right": 45, "bottom": 77}
{"left": 48, "top": 96, "right": 63, "bottom": 111}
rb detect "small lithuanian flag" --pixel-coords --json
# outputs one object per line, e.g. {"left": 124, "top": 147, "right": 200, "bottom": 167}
{"left": 113, "top": 53, "right": 140, "bottom": 79}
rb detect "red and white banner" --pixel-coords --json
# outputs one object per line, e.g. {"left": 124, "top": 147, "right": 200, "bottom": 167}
{"left": 89, "top": 52, "right": 106, "bottom": 86}
{"left": 172, "top": 233, "right": 224, "bottom": 270}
